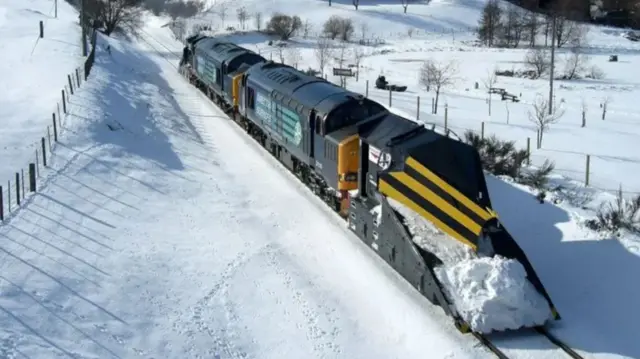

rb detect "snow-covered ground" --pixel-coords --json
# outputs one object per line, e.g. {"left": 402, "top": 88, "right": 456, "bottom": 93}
{"left": 0, "top": 24, "right": 499, "bottom": 358}
{"left": 0, "top": 0, "right": 84, "bottom": 202}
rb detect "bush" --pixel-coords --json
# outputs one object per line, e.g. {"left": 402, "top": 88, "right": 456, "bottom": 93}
{"left": 519, "top": 159, "right": 555, "bottom": 190}
{"left": 322, "top": 15, "right": 354, "bottom": 41}
{"left": 463, "top": 131, "right": 528, "bottom": 178}
{"left": 266, "top": 13, "right": 302, "bottom": 40}
{"left": 585, "top": 186, "right": 640, "bottom": 234}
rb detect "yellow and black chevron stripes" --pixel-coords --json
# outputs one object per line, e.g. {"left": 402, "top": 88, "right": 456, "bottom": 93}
{"left": 378, "top": 156, "right": 497, "bottom": 250}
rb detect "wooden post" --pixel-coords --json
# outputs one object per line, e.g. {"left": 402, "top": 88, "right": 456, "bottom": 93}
{"left": 7, "top": 180, "right": 11, "bottom": 213}
{"left": 0, "top": 185, "right": 3, "bottom": 221}
{"left": 62, "top": 89, "right": 67, "bottom": 113}
{"left": 481, "top": 121, "right": 485, "bottom": 139}
{"left": 536, "top": 129, "right": 540, "bottom": 149}
{"left": 68, "top": 74, "right": 74, "bottom": 95}
{"left": 582, "top": 110, "right": 586, "bottom": 127}
{"left": 444, "top": 104, "right": 448, "bottom": 131}
{"left": 16, "top": 173, "right": 20, "bottom": 206}
{"left": 585, "top": 154, "right": 590, "bottom": 186}
{"left": 365, "top": 80, "right": 369, "bottom": 97}
{"left": 35, "top": 149, "right": 39, "bottom": 177}
{"left": 416, "top": 96, "right": 420, "bottom": 121}
{"left": 526, "top": 137, "right": 531, "bottom": 165}
{"left": 52, "top": 113, "right": 58, "bottom": 141}
{"left": 76, "top": 68, "right": 81, "bottom": 88}
{"left": 29, "top": 163, "right": 36, "bottom": 192}
{"left": 21, "top": 170, "right": 25, "bottom": 200}
{"left": 388, "top": 88, "right": 392, "bottom": 107}
{"left": 57, "top": 103, "right": 62, "bottom": 128}
{"left": 41, "top": 138, "right": 47, "bottom": 167}
{"left": 39, "top": 21, "right": 44, "bottom": 38}
{"left": 47, "top": 126, "right": 52, "bottom": 152}
{"left": 431, "top": 98, "right": 435, "bottom": 114}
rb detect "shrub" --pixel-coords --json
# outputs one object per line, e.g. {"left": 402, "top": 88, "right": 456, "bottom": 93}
{"left": 463, "top": 131, "right": 528, "bottom": 178}
{"left": 585, "top": 186, "right": 640, "bottom": 234}
{"left": 322, "top": 15, "right": 354, "bottom": 41}
{"left": 266, "top": 13, "right": 302, "bottom": 40}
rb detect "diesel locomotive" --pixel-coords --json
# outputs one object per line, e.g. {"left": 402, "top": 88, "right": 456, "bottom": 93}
{"left": 179, "top": 34, "right": 560, "bottom": 333}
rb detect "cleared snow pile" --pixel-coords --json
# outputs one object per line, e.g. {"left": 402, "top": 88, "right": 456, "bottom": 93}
{"left": 387, "top": 198, "right": 475, "bottom": 264}
{"left": 434, "top": 256, "right": 553, "bottom": 333}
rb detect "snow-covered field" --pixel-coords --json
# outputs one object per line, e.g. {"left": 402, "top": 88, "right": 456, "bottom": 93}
{"left": 1, "top": 0, "right": 640, "bottom": 357}
{"left": 180, "top": 0, "right": 640, "bottom": 198}
{"left": 0, "top": 0, "right": 84, "bottom": 201}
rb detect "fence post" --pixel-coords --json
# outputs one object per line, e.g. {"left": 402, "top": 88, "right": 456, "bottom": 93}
{"left": 76, "top": 68, "right": 81, "bottom": 88}
{"left": 39, "top": 21, "right": 44, "bottom": 38}
{"left": 481, "top": 121, "right": 485, "bottom": 139}
{"left": 62, "top": 89, "right": 67, "bottom": 113}
{"left": 585, "top": 154, "right": 590, "bottom": 186}
{"left": 526, "top": 137, "right": 531, "bottom": 165}
{"left": 52, "top": 113, "right": 58, "bottom": 141}
{"left": 15, "top": 173, "right": 20, "bottom": 206}
{"left": 21, "top": 169, "right": 25, "bottom": 200}
{"left": 365, "top": 80, "right": 369, "bottom": 98}
{"left": 416, "top": 96, "right": 420, "bottom": 121}
{"left": 57, "top": 103, "right": 62, "bottom": 127}
{"left": 35, "top": 149, "right": 39, "bottom": 177}
{"left": 444, "top": 104, "right": 448, "bottom": 131}
{"left": 7, "top": 180, "right": 11, "bottom": 213}
{"left": 536, "top": 129, "right": 540, "bottom": 149}
{"left": 0, "top": 185, "right": 3, "bottom": 221}
{"left": 432, "top": 98, "right": 435, "bottom": 114}
{"left": 68, "top": 74, "right": 74, "bottom": 95}
{"left": 47, "top": 126, "right": 52, "bottom": 152}
{"left": 29, "top": 164, "right": 36, "bottom": 192}
{"left": 41, "top": 138, "right": 47, "bottom": 167}
{"left": 388, "top": 88, "right": 392, "bottom": 107}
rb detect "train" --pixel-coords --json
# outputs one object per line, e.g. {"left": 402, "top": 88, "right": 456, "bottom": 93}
{"left": 178, "top": 34, "right": 560, "bottom": 334}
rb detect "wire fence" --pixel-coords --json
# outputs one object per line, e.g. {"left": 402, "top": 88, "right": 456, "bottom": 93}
{"left": 0, "top": 29, "right": 98, "bottom": 224}
{"left": 350, "top": 82, "right": 640, "bottom": 197}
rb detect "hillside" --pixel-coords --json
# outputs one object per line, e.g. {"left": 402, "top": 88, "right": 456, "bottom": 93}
{"left": 0, "top": 0, "right": 85, "bottom": 186}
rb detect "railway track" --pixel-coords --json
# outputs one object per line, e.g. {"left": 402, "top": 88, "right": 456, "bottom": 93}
{"left": 135, "top": 28, "right": 586, "bottom": 359}
{"left": 474, "top": 327, "right": 583, "bottom": 359}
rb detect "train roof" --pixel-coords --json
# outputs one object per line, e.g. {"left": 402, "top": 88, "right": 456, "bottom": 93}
{"left": 194, "top": 38, "right": 261, "bottom": 64}
{"left": 363, "top": 114, "right": 486, "bottom": 202}
{"left": 245, "top": 62, "right": 363, "bottom": 115}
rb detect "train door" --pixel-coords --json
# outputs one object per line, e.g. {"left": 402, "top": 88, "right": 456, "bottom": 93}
{"left": 313, "top": 114, "right": 324, "bottom": 169}
{"left": 309, "top": 110, "right": 316, "bottom": 158}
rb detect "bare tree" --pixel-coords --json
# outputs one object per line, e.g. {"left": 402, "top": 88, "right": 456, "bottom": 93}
{"left": 401, "top": 0, "right": 410, "bottom": 13}
{"left": 162, "top": 0, "right": 205, "bottom": 20}
{"left": 352, "top": 47, "right": 365, "bottom": 81}
{"left": 85, "top": 0, "right": 144, "bottom": 35}
{"left": 267, "top": 13, "right": 302, "bottom": 40}
{"left": 237, "top": 7, "right": 249, "bottom": 29}
{"left": 407, "top": 27, "right": 415, "bottom": 38}
{"left": 581, "top": 97, "right": 587, "bottom": 127}
{"left": 287, "top": 47, "right": 302, "bottom": 68}
{"left": 523, "top": 12, "right": 540, "bottom": 47}
{"left": 254, "top": 11, "right": 263, "bottom": 31}
{"left": 524, "top": 47, "right": 550, "bottom": 79}
{"left": 323, "top": 16, "right": 354, "bottom": 41}
{"left": 353, "top": 0, "right": 360, "bottom": 10}
{"left": 601, "top": 96, "right": 610, "bottom": 120}
{"left": 302, "top": 19, "right": 312, "bottom": 38}
{"left": 498, "top": 3, "right": 525, "bottom": 48}
{"left": 528, "top": 95, "right": 565, "bottom": 148}
{"left": 477, "top": 0, "right": 502, "bottom": 46}
{"left": 335, "top": 43, "right": 350, "bottom": 87}
{"left": 217, "top": 1, "right": 229, "bottom": 27}
{"left": 419, "top": 59, "right": 458, "bottom": 114}
{"left": 276, "top": 45, "right": 285, "bottom": 63}
{"left": 315, "top": 37, "right": 333, "bottom": 76}
{"left": 482, "top": 68, "right": 498, "bottom": 116}
{"left": 562, "top": 45, "right": 589, "bottom": 80}
{"left": 360, "top": 22, "right": 368, "bottom": 42}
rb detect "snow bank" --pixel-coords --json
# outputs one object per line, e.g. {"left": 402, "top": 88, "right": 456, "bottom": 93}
{"left": 434, "top": 256, "right": 553, "bottom": 333}
{"left": 385, "top": 198, "right": 552, "bottom": 333}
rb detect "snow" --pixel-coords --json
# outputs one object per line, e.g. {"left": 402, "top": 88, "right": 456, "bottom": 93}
{"left": 0, "top": 15, "right": 490, "bottom": 359}
{"left": 434, "top": 256, "right": 553, "bottom": 334}
{"left": 387, "top": 197, "right": 551, "bottom": 333}
{"left": 0, "top": 0, "right": 84, "bottom": 185}
{"left": 2, "top": 0, "right": 640, "bottom": 357}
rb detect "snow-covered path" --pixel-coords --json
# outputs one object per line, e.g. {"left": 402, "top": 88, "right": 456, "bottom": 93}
{"left": 0, "top": 29, "right": 491, "bottom": 358}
